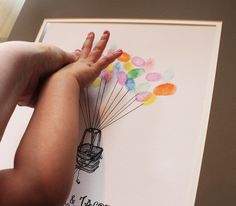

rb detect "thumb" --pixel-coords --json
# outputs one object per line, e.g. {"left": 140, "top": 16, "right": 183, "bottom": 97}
{"left": 63, "top": 49, "right": 81, "bottom": 64}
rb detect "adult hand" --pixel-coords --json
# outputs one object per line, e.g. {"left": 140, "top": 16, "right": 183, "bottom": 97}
{"left": 0, "top": 41, "right": 79, "bottom": 107}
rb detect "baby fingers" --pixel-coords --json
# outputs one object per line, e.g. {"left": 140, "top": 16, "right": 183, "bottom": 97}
{"left": 80, "top": 32, "right": 95, "bottom": 58}
{"left": 88, "top": 31, "right": 110, "bottom": 62}
{"left": 94, "top": 49, "right": 123, "bottom": 73}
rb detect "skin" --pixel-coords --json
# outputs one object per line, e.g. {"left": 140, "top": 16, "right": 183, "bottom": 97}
{"left": 0, "top": 41, "right": 79, "bottom": 140}
{"left": 0, "top": 31, "right": 122, "bottom": 206}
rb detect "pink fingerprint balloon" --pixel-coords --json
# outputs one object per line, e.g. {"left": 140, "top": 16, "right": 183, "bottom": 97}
{"left": 136, "top": 92, "right": 152, "bottom": 102}
{"left": 146, "top": 72, "right": 161, "bottom": 82}
{"left": 118, "top": 71, "right": 127, "bottom": 86}
{"left": 131, "top": 56, "right": 146, "bottom": 67}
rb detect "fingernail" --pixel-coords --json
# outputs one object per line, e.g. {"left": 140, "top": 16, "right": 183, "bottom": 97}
{"left": 114, "top": 49, "right": 123, "bottom": 54}
{"left": 103, "top": 30, "right": 109, "bottom": 35}
{"left": 88, "top": 32, "right": 94, "bottom": 37}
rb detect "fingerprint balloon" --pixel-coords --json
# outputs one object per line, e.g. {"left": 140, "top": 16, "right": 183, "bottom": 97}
{"left": 75, "top": 51, "right": 177, "bottom": 184}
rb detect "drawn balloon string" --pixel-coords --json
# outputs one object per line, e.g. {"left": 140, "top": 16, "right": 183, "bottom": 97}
{"left": 75, "top": 51, "right": 177, "bottom": 184}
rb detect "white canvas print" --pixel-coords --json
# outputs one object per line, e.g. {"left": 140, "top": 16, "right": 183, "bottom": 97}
{"left": 0, "top": 19, "right": 222, "bottom": 206}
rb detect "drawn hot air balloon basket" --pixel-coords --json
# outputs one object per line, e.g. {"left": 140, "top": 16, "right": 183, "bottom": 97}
{"left": 74, "top": 51, "right": 177, "bottom": 184}
{"left": 75, "top": 128, "right": 103, "bottom": 184}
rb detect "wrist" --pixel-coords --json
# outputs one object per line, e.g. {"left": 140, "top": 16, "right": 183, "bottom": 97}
{"left": 35, "top": 71, "right": 81, "bottom": 109}
{"left": 47, "top": 71, "right": 81, "bottom": 91}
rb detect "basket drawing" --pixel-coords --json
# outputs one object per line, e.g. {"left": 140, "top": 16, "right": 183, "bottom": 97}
{"left": 75, "top": 128, "right": 103, "bottom": 183}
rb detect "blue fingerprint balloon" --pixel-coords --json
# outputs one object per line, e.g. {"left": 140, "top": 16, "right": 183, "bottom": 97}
{"left": 125, "top": 78, "right": 136, "bottom": 91}
{"left": 114, "top": 62, "right": 122, "bottom": 75}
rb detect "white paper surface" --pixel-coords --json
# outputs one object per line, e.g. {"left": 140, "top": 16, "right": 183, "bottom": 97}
{"left": 0, "top": 19, "right": 221, "bottom": 206}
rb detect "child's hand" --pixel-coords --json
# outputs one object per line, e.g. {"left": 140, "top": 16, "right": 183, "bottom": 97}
{"left": 58, "top": 31, "right": 122, "bottom": 87}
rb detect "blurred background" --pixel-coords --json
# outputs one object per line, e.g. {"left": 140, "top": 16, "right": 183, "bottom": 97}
{"left": 0, "top": 0, "right": 25, "bottom": 42}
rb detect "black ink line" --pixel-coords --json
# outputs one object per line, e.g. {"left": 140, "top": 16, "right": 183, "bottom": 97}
{"left": 82, "top": 89, "right": 89, "bottom": 128}
{"left": 93, "top": 80, "right": 104, "bottom": 128}
{"left": 95, "top": 86, "right": 123, "bottom": 128}
{"left": 94, "top": 80, "right": 107, "bottom": 127}
{"left": 100, "top": 103, "right": 144, "bottom": 130}
{"left": 96, "top": 86, "right": 123, "bottom": 127}
{"left": 92, "top": 80, "right": 103, "bottom": 128}
{"left": 99, "top": 98, "right": 136, "bottom": 129}
{"left": 86, "top": 87, "right": 92, "bottom": 128}
{"left": 97, "top": 90, "right": 129, "bottom": 129}
{"left": 98, "top": 95, "right": 136, "bottom": 129}
{"left": 98, "top": 80, "right": 118, "bottom": 125}
{"left": 79, "top": 100, "right": 88, "bottom": 128}
{"left": 74, "top": 168, "right": 79, "bottom": 175}
{"left": 91, "top": 81, "right": 102, "bottom": 127}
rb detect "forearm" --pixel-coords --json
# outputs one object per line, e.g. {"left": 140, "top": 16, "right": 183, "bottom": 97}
{"left": 14, "top": 73, "right": 80, "bottom": 205}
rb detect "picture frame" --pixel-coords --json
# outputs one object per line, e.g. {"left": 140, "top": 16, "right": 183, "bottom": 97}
{"left": 1, "top": 18, "right": 222, "bottom": 206}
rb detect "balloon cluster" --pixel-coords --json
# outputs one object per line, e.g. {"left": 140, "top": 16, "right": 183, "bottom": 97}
{"left": 75, "top": 51, "right": 177, "bottom": 185}
{"left": 92, "top": 51, "right": 176, "bottom": 107}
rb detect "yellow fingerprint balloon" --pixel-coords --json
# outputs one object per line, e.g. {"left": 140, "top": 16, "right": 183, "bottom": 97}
{"left": 124, "top": 61, "right": 133, "bottom": 72}
{"left": 92, "top": 78, "right": 101, "bottom": 88}
{"left": 107, "top": 64, "right": 114, "bottom": 72}
{"left": 143, "top": 93, "right": 157, "bottom": 105}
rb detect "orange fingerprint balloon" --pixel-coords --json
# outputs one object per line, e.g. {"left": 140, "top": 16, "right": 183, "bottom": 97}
{"left": 153, "top": 83, "right": 176, "bottom": 96}
{"left": 117, "top": 52, "right": 131, "bottom": 62}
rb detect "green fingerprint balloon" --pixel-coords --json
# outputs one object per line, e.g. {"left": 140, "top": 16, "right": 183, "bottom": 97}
{"left": 127, "top": 68, "right": 145, "bottom": 79}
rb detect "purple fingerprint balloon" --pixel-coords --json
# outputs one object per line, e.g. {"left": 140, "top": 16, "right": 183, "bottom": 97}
{"left": 145, "top": 72, "right": 161, "bottom": 82}
{"left": 131, "top": 56, "right": 146, "bottom": 67}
